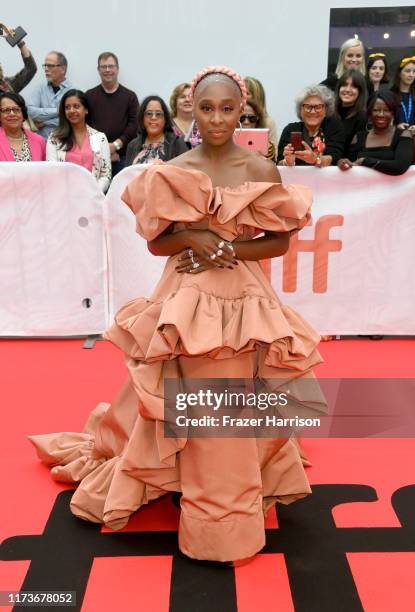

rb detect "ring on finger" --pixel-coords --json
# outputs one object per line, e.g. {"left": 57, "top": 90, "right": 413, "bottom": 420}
{"left": 225, "top": 241, "right": 235, "bottom": 255}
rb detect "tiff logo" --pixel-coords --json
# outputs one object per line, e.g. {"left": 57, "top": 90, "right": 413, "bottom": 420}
{"left": 1, "top": 484, "right": 414, "bottom": 611}
{"left": 283, "top": 214, "right": 344, "bottom": 293}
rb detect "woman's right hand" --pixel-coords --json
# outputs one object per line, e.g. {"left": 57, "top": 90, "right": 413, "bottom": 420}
{"left": 283, "top": 144, "right": 296, "bottom": 166}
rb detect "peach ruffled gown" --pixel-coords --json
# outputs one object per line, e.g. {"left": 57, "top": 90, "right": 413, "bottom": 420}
{"left": 29, "top": 164, "right": 324, "bottom": 562}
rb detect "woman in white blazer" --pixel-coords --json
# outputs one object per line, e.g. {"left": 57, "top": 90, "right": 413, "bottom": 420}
{"left": 46, "top": 89, "right": 111, "bottom": 192}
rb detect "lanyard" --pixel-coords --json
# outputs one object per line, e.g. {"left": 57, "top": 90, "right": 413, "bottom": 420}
{"left": 401, "top": 94, "right": 413, "bottom": 124}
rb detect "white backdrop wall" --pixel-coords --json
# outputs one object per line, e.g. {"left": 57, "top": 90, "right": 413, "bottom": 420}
{"left": 2, "top": 1, "right": 413, "bottom": 138}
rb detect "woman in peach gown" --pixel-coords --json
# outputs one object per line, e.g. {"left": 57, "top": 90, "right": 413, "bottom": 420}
{"left": 30, "top": 66, "right": 324, "bottom": 563}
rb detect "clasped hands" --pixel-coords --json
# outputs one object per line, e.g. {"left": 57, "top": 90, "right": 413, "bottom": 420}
{"left": 175, "top": 230, "right": 238, "bottom": 274}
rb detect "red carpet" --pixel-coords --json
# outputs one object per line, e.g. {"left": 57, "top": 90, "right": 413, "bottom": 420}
{"left": 1, "top": 339, "right": 414, "bottom": 611}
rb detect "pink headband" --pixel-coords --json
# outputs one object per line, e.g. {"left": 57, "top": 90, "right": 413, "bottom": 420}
{"left": 190, "top": 65, "right": 248, "bottom": 105}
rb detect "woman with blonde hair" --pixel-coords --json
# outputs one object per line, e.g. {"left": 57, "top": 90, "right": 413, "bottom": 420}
{"left": 239, "top": 97, "right": 276, "bottom": 160}
{"left": 170, "top": 82, "right": 193, "bottom": 139}
{"left": 321, "top": 38, "right": 366, "bottom": 91}
{"left": 244, "top": 75, "right": 278, "bottom": 150}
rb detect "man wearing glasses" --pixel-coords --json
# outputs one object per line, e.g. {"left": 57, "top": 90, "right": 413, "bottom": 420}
{"left": 86, "top": 52, "right": 139, "bottom": 176}
{"left": 26, "top": 51, "right": 72, "bottom": 139}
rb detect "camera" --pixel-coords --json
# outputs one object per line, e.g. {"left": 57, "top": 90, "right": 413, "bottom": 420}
{"left": 0, "top": 23, "right": 27, "bottom": 47}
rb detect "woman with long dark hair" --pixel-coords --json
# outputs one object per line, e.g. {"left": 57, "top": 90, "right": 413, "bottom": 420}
{"left": 391, "top": 56, "right": 415, "bottom": 133}
{"left": 46, "top": 88, "right": 111, "bottom": 192}
{"left": 125, "top": 95, "right": 187, "bottom": 165}
{"left": 366, "top": 53, "right": 389, "bottom": 97}
{"left": 334, "top": 69, "right": 367, "bottom": 150}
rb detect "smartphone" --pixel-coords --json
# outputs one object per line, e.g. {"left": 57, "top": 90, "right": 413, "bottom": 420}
{"left": 290, "top": 132, "right": 304, "bottom": 151}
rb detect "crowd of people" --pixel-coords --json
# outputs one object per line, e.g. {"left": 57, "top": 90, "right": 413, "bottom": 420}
{"left": 4, "top": 37, "right": 411, "bottom": 566}
{"left": 1, "top": 37, "right": 415, "bottom": 189}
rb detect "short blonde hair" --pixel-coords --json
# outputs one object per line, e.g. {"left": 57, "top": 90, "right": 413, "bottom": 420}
{"left": 335, "top": 39, "right": 365, "bottom": 79}
{"left": 169, "top": 82, "right": 191, "bottom": 117}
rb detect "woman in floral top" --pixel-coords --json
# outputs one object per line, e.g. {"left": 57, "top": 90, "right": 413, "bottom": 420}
{"left": 125, "top": 96, "right": 187, "bottom": 166}
{"left": 277, "top": 85, "right": 345, "bottom": 167}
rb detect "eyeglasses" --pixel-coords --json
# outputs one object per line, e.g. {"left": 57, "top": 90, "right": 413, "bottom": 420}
{"left": 144, "top": 110, "right": 164, "bottom": 119}
{"left": 240, "top": 114, "right": 258, "bottom": 123}
{"left": 0, "top": 106, "right": 22, "bottom": 115}
{"left": 98, "top": 64, "right": 117, "bottom": 71}
{"left": 42, "top": 63, "right": 61, "bottom": 69}
{"left": 302, "top": 103, "right": 325, "bottom": 113}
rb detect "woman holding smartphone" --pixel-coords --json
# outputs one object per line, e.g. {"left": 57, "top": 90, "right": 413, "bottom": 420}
{"left": 277, "top": 84, "right": 345, "bottom": 167}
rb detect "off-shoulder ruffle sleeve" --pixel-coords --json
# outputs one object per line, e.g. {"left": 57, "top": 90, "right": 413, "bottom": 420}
{"left": 121, "top": 163, "right": 312, "bottom": 241}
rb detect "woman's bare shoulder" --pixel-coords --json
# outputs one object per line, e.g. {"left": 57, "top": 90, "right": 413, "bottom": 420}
{"left": 246, "top": 153, "right": 282, "bottom": 184}
{"left": 167, "top": 148, "right": 199, "bottom": 169}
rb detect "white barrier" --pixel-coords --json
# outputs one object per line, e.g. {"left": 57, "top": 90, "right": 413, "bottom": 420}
{"left": 107, "top": 165, "right": 415, "bottom": 336}
{"left": 1, "top": 163, "right": 415, "bottom": 336}
{"left": 0, "top": 162, "right": 108, "bottom": 335}
{"left": 105, "top": 165, "right": 166, "bottom": 323}
{"left": 275, "top": 167, "right": 415, "bottom": 335}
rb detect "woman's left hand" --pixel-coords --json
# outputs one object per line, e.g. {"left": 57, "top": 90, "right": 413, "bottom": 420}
{"left": 175, "top": 249, "right": 228, "bottom": 274}
{"left": 294, "top": 141, "right": 317, "bottom": 165}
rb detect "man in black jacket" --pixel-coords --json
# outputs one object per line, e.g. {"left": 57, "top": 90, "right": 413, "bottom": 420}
{"left": 86, "top": 51, "right": 139, "bottom": 177}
